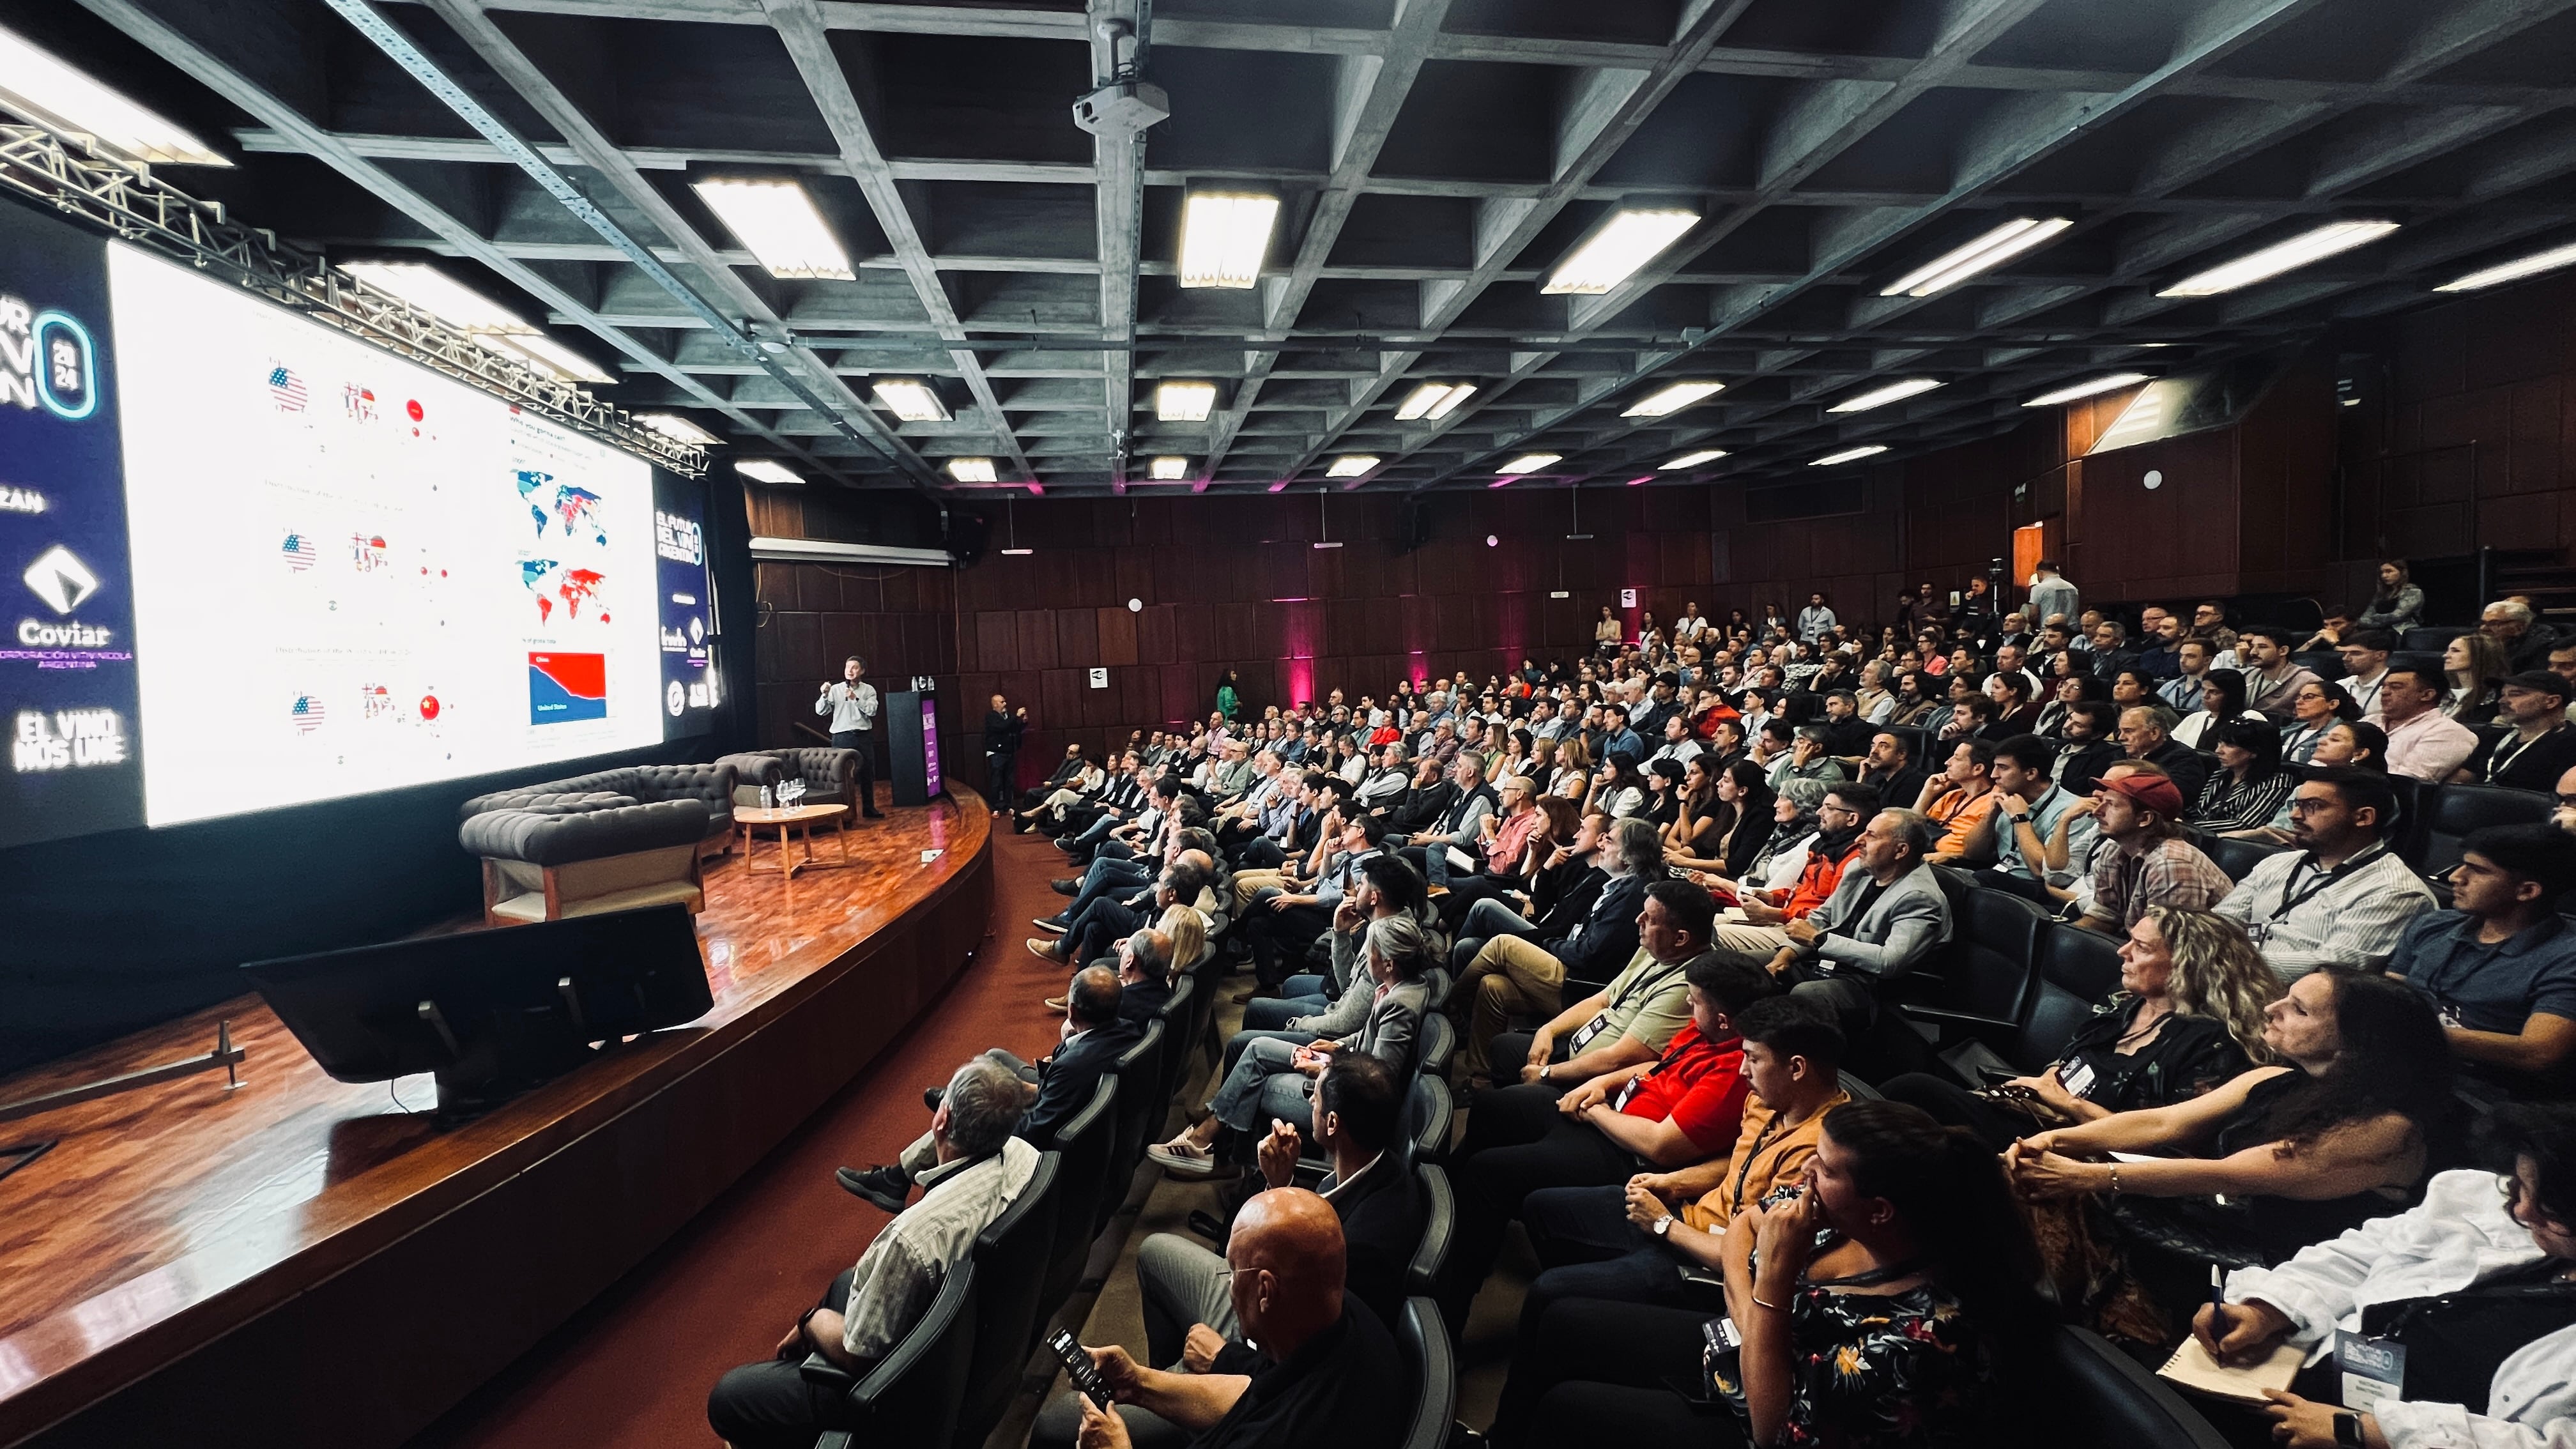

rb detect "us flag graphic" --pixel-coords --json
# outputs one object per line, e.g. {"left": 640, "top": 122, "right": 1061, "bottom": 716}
{"left": 281, "top": 533, "right": 318, "bottom": 571}
{"left": 289, "top": 694, "right": 328, "bottom": 733}
{"left": 267, "top": 364, "right": 309, "bottom": 411}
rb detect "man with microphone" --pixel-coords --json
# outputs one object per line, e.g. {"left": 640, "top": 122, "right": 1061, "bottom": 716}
{"left": 816, "top": 654, "right": 885, "bottom": 819}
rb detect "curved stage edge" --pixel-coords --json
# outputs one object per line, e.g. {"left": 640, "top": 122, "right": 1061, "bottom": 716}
{"left": 0, "top": 785, "right": 995, "bottom": 1449}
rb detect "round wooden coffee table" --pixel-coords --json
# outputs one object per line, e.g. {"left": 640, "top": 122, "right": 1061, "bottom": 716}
{"left": 735, "top": 803, "right": 851, "bottom": 908}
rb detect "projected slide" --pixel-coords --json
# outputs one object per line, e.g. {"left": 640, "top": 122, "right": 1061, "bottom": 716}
{"left": 107, "top": 245, "right": 664, "bottom": 826}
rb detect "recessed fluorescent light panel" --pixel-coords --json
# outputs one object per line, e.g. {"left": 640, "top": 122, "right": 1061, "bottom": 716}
{"left": 1498, "top": 453, "right": 1561, "bottom": 475}
{"left": 871, "top": 378, "right": 949, "bottom": 422}
{"left": 1811, "top": 445, "right": 1888, "bottom": 467}
{"left": 1660, "top": 449, "right": 1726, "bottom": 470}
{"left": 1621, "top": 381, "right": 1724, "bottom": 417}
{"left": 634, "top": 413, "right": 721, "bottom": 447}
{"left": 1881, "top": 217, "right": 2071, "bottom": 298}
{"left": 735, "top": 459, "right": 803, "bottom": 484}
{"left": 946, "top": 457, "right": 997, "bottom": 483}
{"left": 1148, "top": 456, "right": 1190, "bottom": 480}
{"left": 690, "top": 178, "right": 854, "bottom": 280}
{"left": 1394, "top": 382, "right": 1478, "bottom": 421}
{"left": 1828, "top": 378, "right": 1943, "bottom": 414}
{"left": 1155, "top": 380, "right": 1217, "bottom": 422}
{"left": 0, "top": 22, "right": 229, "bottom": 167}
{"left": 1177, "top": 192, "right": 1280, "bottom": 289}
{"left": 1543, "top": 206, "right": 1700, "bottom": 295}
{"left": 2435, "top": 240, "right": 2576, "bottom": 293}
{"left": 1325, "top": 456, "right": 1379, "bottom": 478}
{"left": 2023, "top": 372, "right": 2152, "bottom": 408}
{"left": 2158, "top": 220, "right": 2398, "bottom": 298}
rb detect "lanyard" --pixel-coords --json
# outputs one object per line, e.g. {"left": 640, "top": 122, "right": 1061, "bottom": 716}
{"left": 2273, "top": 844, "right": 2384, "bottom": 919}
{"left": 2488, "top": 724, "right": 2563, "bottom": 782}
{"left": 1730, "top": 1111, "right": 1792, "bottom": 1209}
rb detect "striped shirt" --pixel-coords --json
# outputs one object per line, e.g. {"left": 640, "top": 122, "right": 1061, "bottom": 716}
{"left": 2215, "top": 845, "right": 2439, "bottom": 982}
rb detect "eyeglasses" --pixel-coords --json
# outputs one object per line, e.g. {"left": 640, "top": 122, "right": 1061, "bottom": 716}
{"left": 2286, "top": 797, "right": 2338, "bottom": 815}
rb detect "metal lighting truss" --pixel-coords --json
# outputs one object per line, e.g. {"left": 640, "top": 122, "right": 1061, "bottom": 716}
{"left": 0, "top": 118, "right": 708, "bottom": 475}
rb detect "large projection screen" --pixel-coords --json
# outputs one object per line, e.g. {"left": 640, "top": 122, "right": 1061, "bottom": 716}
{"left": 107, "top": 245, "right": 671, "bottom": 827}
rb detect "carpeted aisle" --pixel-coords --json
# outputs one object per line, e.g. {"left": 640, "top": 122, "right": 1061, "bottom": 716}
{"left": 411, "top": 818, "right": 1082, "bottom": 1449}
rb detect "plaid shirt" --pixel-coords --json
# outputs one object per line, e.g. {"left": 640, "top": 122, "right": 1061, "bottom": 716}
{"left": 2089, "top": 834, "right": 2233, "bottom": 928}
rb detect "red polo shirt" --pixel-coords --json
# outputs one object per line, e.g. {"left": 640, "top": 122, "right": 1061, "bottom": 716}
{"left": 1618, "top": 1023, "right": 1750, "bottom": 1156}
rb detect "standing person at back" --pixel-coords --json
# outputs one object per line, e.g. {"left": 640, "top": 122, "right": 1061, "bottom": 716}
{"left": 2027, "top": 560, "right": 2079, "bottom": 629}
{"left": 816, "top": 654, "right": 885, "bottom": 818}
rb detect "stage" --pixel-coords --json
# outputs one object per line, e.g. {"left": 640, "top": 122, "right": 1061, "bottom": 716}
{"left": 0, "top": 786, "right": 994, "bottom": 1449}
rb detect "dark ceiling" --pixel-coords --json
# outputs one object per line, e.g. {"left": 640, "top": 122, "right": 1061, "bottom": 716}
{"left": 28, "top": 0, "right": 2576, "bottom": 494}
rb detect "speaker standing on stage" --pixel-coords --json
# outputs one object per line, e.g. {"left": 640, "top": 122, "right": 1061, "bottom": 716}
{"left": 985, "top": 693, "right": 1028, "bottom": 814}
{"left": 816, "top": 655, "right": 885, "bottom": 819}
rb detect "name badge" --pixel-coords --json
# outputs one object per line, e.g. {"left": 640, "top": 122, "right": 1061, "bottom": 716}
{"left": 2334, "top": 1330, "right": 2405, "bottom": 1412}
{"left": 2057, "top": 1059, "right": 2097, "bottom": 1099}
{"left": 1567, "top": 1015, "right": 1609, "bottom": 1055}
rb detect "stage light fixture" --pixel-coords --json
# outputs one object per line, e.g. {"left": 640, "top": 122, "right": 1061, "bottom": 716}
{"left": 1621, "top": 381, "right": 1724, "bottom": 417}
{"left": 1326, "top": 455, "right": 1379, "bottom": 478}
{"left": 1543, "top": 205, "right": 1699, "bottom": 295}
{"left": 735, "top": 459, "right": 803, "bottom": 484}
{"left": 1148, "top": 456, "right": 1190, "bottom": 480}
{"left": 1811, "top": 445, "right": 1888, "bottom": 467}
{"left": 2435, "top": 240, "right": 2576, "bottom": 293}
{"left": 947, "top": 457, "right": 997, "bottom": 483}
{"left": 1498, "top": 453, "right": 1561, "bottom": 475}
{"left": 2158, "top": 220, "right": 2398, "bottom": 297}
{"left": 1156, "top": 380, "right": 1217, "bottom": 421}
{"left": 1394, "top": 382, "right": 1477, "bottom": 421}
{"left": 0, "top": 22, "right": 229, "bottom": 167}
{"left": 1880, "top": 217, "right": 2071, "bottom": 298}
{"left": 1828, "top": 378, "right": 1943, "bottom": 413}
{"left": 690, "top": 178, "right": 854, "bottom": 280}
{"left": 871, "top": 378, "right": 950, "bottom": 422}
{"left": 634, "top": 413, "right": 721, "bottom": 446}
{"left": 1660, "top": 448, "right": 1726, "bottom": 470}
{"left": 1177, "top": 192, "right": 1278, "bottom": 289}
{"left": 2023, "top": 372, "right": 2152, "bottom": 408}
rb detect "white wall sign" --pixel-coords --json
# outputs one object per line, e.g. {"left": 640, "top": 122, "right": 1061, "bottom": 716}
{"left": 1087, "top": 667, "right": 1108, "bottom": 688}
{"left": 1620, "top": 588, "right": 1637, "bottom": 608}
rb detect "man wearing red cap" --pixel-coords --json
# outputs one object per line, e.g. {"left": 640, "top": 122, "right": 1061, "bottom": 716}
{"left": 2075, "top": 767, "right": 2232, "bottom": 934}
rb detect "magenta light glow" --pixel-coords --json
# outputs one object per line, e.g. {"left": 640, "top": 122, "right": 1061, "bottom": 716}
{"left": 1267, "top": 480, "right": 1290, "bottom": 492}
{"left": 1626, "top": 475, "right": 1652, "bottom": 486}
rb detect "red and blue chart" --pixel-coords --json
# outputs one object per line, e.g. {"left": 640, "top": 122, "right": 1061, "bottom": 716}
{"left": 526, "top": 652, "right": 608, "bottom": 724}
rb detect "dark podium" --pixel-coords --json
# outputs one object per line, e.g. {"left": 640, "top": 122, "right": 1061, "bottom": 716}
{"left": 886, "top": 688, "right": 946, "bottom": 807}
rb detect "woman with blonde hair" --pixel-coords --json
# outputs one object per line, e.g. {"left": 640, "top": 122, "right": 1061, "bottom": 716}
{"left": 2444, "top": 631, "right": 2510, "bottom": 721}
{"left": 1880, "top": 906, "right": 2274, "bottom": 1151}
{"left": 1158, "top": 898, "right": 1206, "bottom": 978}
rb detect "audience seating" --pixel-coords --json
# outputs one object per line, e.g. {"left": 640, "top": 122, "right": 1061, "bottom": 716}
{"left": 1099, "top": 1021, "right": 1167, "bottom": 1232}
{"left": 1405, "top": 1075, "right": 1452, "bottom": 1169}
{"left": 2018, "top": 922, "right": 2125, "bottom": 1073}
{"left": 1413, "top": 1013, "right": 1458, "bottom": 1087}
{"left": 1838, "top": 1070, "right": 1883, "bottom": 1101}
{"left": 1883, "top": 724, "right": 1935, "bottom": 767}
{"left": 1397, "top": 1298, "right": 1459, "bottom": 1449}
{"left": 2048, "top": 1324, "right": 2234, "bottom": 1449}
{"left": 804, "top": 1258, "right": 979, "bottom": 1449}
{"left": 2402, "top": 626, "right": 2459, "bottom": 653}
{"left": 2204, "top": 834, "right": 2290, "bottom": 884}
{"left": 1038, "top": 1078, "right": 1119, "bottom": 1321}
{"left": 1406, "top": 1163, "right": 1453, "bottom": 1298}
{"left": 2419, "top": 781, "right": 2555, "bottom": 878}
{"left": 954, "top": 1153, "right": 1062, "bottom": 1449}
{"left": 1152, "top": 978, "right": 1199, "bottom": 1108}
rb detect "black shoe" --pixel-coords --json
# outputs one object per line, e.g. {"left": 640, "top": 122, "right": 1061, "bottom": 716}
{"left": 836, "top": 1164, "right": 912, "bottom": 1213}
{"left": 921, "top": 1085, "right": 945, "bottom": 1112}
{"left": 1186, "top": 1209, "right": 1230, "bottom": 1243}
{"left": 1051, "top": 878, "right": 1081, "bottom": 895}
{"left": 864, "top": 809, "right": 886, "bottom": 819}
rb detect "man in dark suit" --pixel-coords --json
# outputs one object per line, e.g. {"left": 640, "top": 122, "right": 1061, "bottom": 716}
{"left": 1133, "top": 1052, "right": 1421, "bottom": 1369}
{"left": 837, "top": 965, "right": 1140, "bottom": 1211}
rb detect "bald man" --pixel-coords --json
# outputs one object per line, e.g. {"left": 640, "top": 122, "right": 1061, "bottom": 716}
{"left": 1041, "top": 1189, "right": 1408, "bottom": 1449}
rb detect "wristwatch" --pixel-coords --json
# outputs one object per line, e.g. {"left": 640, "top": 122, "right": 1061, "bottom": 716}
{"left": 2333, "top": 1412, "right": 2365, "bottom": 1449}
{"left": 1652, "top": 1214, "right": 1673, "bottom": 1236}
{"left": 2011, "top": 812, "right": 2033, "bottom": 824}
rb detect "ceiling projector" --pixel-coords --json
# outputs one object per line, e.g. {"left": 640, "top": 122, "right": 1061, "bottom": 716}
{"left": 1073, "top": 81, "right": 1169, "bottom": 138}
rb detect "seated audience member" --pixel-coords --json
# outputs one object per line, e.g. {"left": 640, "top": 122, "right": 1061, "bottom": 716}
{"left": 1982, "top": 733, "right": 2084, "bottom": 903}
{"left": 2174, "top": 667, "right": 2266, "bottom": 749}
{"left": 1752, "top": 808, "right": 1952, "bottom": 1031}
{"left": 1032, "top": 859, "right": 1206, "bottom": 970}
{"left": 2217, "top": 768, "right": 2438, "bottom": 981}
{"left": 2487, "top": 597, "right": 2565, "bottom": 672}
{"left": 1396, "top": 754, "right": 1496, "bottom": 890}
{"left": 2241, "top": 627, "right": 2322, "bottom": 716}
{"left": 2335, "top": 626, "right": 2396, "bottom": 721}
{"left": 1052, "top": 1190, "right": 1405, "bottom": 1449}
{"left": 2005, "top": 969, "right": 2455, "bottom": 1340}
{"left": 1147, "top": 915, "right": 1435, "bottom": 1176}
{"left": 1701, "top": 782, "right": 1871, "bottom": 951}
{"left": 2447, "top": 631, "right": 2512, "bottom": 722}
{"left": 1883, "top": 906, "right": 2274, "bottom": 1149}
{"left": 1133, "top": 1054, "right": 1418, "bottom": 1377}
{"left": 1499, "top": 999, "right": 1846, "bottom": 1360}
{"left": 709, "top": 1058, "right": 1040, "bottom": 1448}
{"left": 2278, "top": 679, "right": 2359, "bottom": 765}
{"left": 2159, "top": 636, "right": 2218, "bottom": 714}
{"left": 1441, "top": 952, "right": 1782, "bottom": 1324}
{"left": 2053, "top": 698, "right": 2125, "bottom": 795}
{"left": 1011, "top": 744, "right": 1092, "bottom": 828}
{"left": 1706, "top": 777, "right": 1828, "bottom": 899}
{"left": 1512, "top": 1100, "right": 2041, "bottom": 1449}
{"left": 1063, "top": 926, "right": 1174, "bottom": 1022}
{"left": 2458, "top": 670, "right": 2576, "bottom": 790}
{"left": 2077, "top": 770, "right": 2233, "bottom": 933}
{"left": 2120, "top": 703, "right": 2211, "bottom": 805}
{"left": 1853, "top": 728, "right": 1929, "bottom": 813}
{"left": 2199, "top": 1103, "right": 2576, "bottom": 1449}
{"left": 1917, "top": 737, "right": 2002, "bottom": 865}
{"left": 2193, "top": 717, "right": 2296, "bottom": 835}
{"left": 1449, "top": 818, "right": 1661, "bottom": 1084}
{"left": 837, "top": 966, "right": 1138, "bottom": 1212}
{"left": 2379, "top": 663, "right": 2482, "bottom": 782}
{"left": 1237, "top": 811, "right": 1384, "bottom": 987}
{"left": 2394, "top": 823, "right": 2576, "bottom": 1098}
{"left": 1248, "top": 854, "right": 1431, "bottom": 1031}
{"left": 1661, "top": 758, "right": 1770, "bottom": 880}
{"left": 1475, "top": 878, "right": 1717, "bottom": 1101}
{"left": 2356, "top": 558, "right": 2426, "bottom": 634}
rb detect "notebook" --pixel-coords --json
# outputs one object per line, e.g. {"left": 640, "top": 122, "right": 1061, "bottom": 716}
{"left": 2156, "top": 1335, "right": 2304, "bottom": 1404}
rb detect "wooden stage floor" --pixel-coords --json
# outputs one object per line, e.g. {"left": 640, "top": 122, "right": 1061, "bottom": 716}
{"left": 0, "top": 786, "right": 993, "bottom": 1449}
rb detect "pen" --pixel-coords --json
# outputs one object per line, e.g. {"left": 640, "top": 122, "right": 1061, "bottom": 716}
{"left": 2209, "top": 1263, "right": 2227, "bottom": 1319}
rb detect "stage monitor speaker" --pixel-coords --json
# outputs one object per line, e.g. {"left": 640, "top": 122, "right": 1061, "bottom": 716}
{"left": 944, "top": 507, "right": 991, "bottom": 565}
